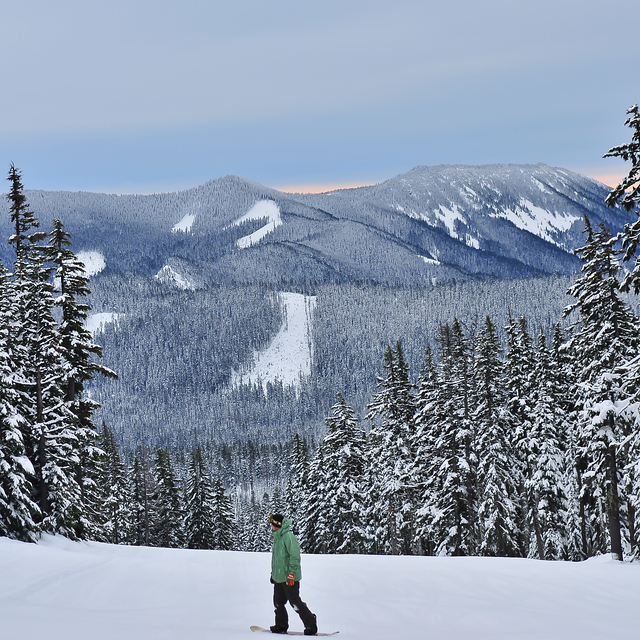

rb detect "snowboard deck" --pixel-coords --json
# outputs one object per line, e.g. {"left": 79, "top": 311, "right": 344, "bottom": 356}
{"left": 250, "top": 625, "right": 339, "bottom": 636}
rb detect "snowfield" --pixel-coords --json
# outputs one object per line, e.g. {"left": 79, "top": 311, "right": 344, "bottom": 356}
{"left": 172, "top": 213, "right": 196, "bottom": 233}
{"left": 76, "top": 250, "right": 106, "bottom": 276}
{"left": 154, "top": 265, "right": 196, "bottom": 290}
{"left": 230, "top": 200, "right": 283, "bottom": 249}
{"left": 85, "top": 312, "right": 121, "bottom": 335}
{"left": 231, "top": 292, "right": 316, "bottom": 391}
{"left": 1, "top": 535, "right": 639, "bottom": 640}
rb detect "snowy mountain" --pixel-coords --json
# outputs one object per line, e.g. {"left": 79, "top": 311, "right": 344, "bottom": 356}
{"left": 0, "top": 164, "right": 634, "bottom": 449}
{"left": 0, "top": 164, "right": 631, "bottom": 288}
{"left": 2, "top": 535, "right": 639, "bottom": 640}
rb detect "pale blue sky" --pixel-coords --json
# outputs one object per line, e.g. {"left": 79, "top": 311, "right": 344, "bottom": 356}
{"left": 1, "top": 0, "right": 638, "bottom": 193}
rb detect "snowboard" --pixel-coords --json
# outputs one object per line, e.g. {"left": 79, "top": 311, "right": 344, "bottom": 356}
{"left": 250, "top": 625, "right": 339, "bottom": 636}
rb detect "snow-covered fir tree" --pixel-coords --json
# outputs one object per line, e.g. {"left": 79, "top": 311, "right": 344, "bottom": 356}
{"left": 426, "top": 321, "right": 479, "bottom": 556}
{"left": 411, "top": 344, "right": 440, "bottom": 555}
{"left": 130, "top": 446, "right": 160, "bottom": 546}
{"left": 528, "top": 329, "right": 571, "bottom": 559}
{"left": 284, "top": 433, "right": 308, "bottom": 526}
{"left": 154, "top": 448, "right": 184, "bottom": 548}
{"left": 605, "top": 104, "right": 640, "bottom": 292}
{"left": 564, "top": 216, "right": 639, "bottom": 561}
{"left": 504, "top": 315, "right": 538, "bottom": 556}
{"left": 0, "top": 262, "right": 39, "bottom": 541}
{"left": 474, "top": 316, "right": 521, "bottom": 557}
{"left": 210, "top": 475, "right": 235, "bottom": 550}
{"left": 312, "top": 393, "right": 369, "bottom": 553}
{"left": 365, "top": 342, "right": 417, "bottom": 554}
{"left": 184, "top": 446, "right": 217, "bottom": 550}
{"left": 99, "top": 423, "right": 132, "bottom": 544}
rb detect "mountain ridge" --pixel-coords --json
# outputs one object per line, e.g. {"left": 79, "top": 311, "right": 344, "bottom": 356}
{"left": 0, "top": 163, "right": 629, "bottom": 287}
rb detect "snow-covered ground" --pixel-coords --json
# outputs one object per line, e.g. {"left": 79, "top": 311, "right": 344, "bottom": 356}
{"left": 230, "top": 200, "right": 283, "bottom": 249}
{"left": 1, "top": 535, "right": 639, "bottom": 640}
{"left": 172, "top": 213, "right": 196, "bottom": 233}
{"left": 231, "top": 292, "right": 316, "bottom": 391}
{"left": 154, "top": 265, "right": 195, "bottom": 290}
{"left": 76, "top": 250, "right": 106, "bottom": 276}
{"left": 85, "top": 312, "right": 121, "bottom": 335}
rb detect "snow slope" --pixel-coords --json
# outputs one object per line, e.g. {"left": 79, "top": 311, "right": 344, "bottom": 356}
{"left": 230, "top": 200, "right": 283, "bottom": 249}
{"left": 85, "top": 312, "right": 121, "bottom": 335}
{"left": 154, "top": 265, "right": 195, "bottom": 290}
{"left": 172, "top": 213, "right": 196, "bottom": 233}
{"left": 231, "top": 292, "right": 316, "bottom": 390}
{"left": 76, "top": 250, "right": 106, "bottom": 276}
{"left": 1, "top": 535, "right": 639, "bottom": 640}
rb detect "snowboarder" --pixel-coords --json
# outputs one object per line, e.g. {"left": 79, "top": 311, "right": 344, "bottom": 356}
{"left": 269, "top": 513, "right": 318, "bottom": 635}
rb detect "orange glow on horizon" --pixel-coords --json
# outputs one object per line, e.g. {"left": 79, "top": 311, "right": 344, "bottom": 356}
{"left": 587, "top": 172, "right": 626, "bottom": 187}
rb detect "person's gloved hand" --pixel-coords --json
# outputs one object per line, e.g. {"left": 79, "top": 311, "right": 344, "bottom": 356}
{"left": 287, "top": 573, "right": 295, "bottom": 586}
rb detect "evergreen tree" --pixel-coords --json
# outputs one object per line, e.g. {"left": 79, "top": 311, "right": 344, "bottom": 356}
{"left": 412, "top": 345, "right": 440, "bottom": 555}
{"left": 99, "top": 423, "right": 132, "bottom": 544}
{"left": 6, "top": 163, "right": 45, "bottom": 263}
{"left": 0, "top": 262, "right": 39, "bottom": 540}
{"left": 366, "top": 342, "right": 417, "bottom": 554}
{"left": 184, "top": 446, "right": 217, "bottom": 549}
{"left": 154, "top": 448, "right": 184, "bottom": 548}
{"left": 299, "top": 445, "right": 328, "bottom": 554}
{"left": 210, "top": 475, "right": 235, "bottom": 550}
{"left": 504, "top": 314, "right": 538, "bottom": 556}
{"left": 284, "top": 433, "right": 308, "bottom": 526}
{"left": 426, "top": 321, "right": 479, "bottom": 556}
{"left": 528, "top": 329, "right": 571, "bottom": 559}
{"left": 316, "top": 393, "right": 368, "bottom": 553}
{"left": 604, "top": 104, "right": 640, "bottom": 292}
{"left": 564, "top": 217, "right": 639, "bottom": 560}
{"left": 474, "top": 316, "right": 521, "bottom": 557}
{"left": 130, "top": 446, "right": 160, "bottom": 546}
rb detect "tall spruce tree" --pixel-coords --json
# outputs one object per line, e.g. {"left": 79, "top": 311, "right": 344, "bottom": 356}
{"left": 564, "top": 217, "right": 639, "bottom": 561}
{"left": 604, "top": 104, "right": 640, "bottom": 292}
{"left": 366, "top": 342, "right": 417, "bottom": 554}
{"left": 210, "top": 476, "right": 235, "bottom": 550}
{"left": 426, "top": 321, "right": 479, "bottom": 556}
{"left": 505, "top": 315, "right": 539, "bottom": 556}
{"left": 528, "top": 329, "right": 571, "bottom": 559}
{"left": 184, "top": 446, "right": 217, "bottom": 550}
{"left": 154, "top": 448, "right": 184, "bottom": 548}
{"left": 0, "top": 262, "right": 39, "bottom": 540}
{"left": 99, "top": 423, "right": 132, "bottom": 544}
{"left": 131, "top": 446, "right": 160, "bottom": 546}
{"left": 474, "top": 316, "right": 521, "bottom": 557}
{"left": 412, "top": 345, "right": 440, "bottom": 555}
{"left": 316, "top": 393, "right": 368, "bottom": 553}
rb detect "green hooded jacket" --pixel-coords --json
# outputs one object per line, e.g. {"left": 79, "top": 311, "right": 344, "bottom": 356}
{"left": 271, "top": 518, "right": 302, "bottom": 583}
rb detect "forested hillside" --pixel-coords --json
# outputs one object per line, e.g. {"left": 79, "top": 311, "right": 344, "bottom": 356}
{"left": 3, "top": 130, "right": 640, "bottom": 565}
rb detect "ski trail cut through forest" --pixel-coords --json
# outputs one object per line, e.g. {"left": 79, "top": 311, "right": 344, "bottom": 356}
{"left": 231, "top": 292, "right": 316, "bottom": 391}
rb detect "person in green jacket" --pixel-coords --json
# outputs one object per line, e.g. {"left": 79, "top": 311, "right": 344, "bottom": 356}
{"left": 269, "top": 513, "right": 318, "bottom": 635}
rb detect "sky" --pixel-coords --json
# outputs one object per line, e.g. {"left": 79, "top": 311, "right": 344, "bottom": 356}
{"left": 0, "top": 0, "right": 638, "bottom": 194}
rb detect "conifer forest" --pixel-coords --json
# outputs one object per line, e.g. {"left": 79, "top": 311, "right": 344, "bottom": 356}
{"left": 2, "top": 106, "right": 640, "bottom": 562}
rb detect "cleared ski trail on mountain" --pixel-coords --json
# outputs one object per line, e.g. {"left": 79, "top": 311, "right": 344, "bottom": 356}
{"left": 1, "top": 535, "right": 639, "bottom": 640}
{"left": 231, "top": 292, "right": 316, "bottom": 391}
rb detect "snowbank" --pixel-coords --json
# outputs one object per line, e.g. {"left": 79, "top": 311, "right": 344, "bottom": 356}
{"left": 1, "top": 535, "right": 639, "bottom": 640}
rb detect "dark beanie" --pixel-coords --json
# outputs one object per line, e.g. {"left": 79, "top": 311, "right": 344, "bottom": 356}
{"left": 269, "top": 513, "right": 284, "bottom": 528}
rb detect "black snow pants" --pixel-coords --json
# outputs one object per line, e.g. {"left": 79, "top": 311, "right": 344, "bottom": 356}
{"left": 273, "top": 581, "right": 316, "bottom": 631}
